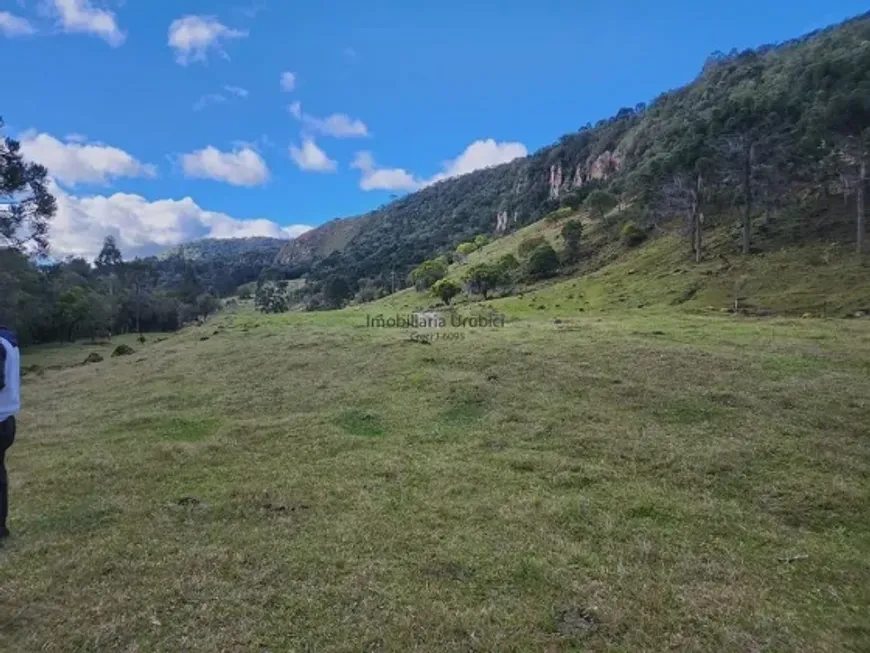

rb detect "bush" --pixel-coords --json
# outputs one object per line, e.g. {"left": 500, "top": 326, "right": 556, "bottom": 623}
{"left": 621, "top": 221, "right": 647, "bottom": 247}
{"left": 255, "top": 284, "right": 289, "bottom": 313}
{"left": 83, "top": 352, "right": 103, "bottom": 365}
{"left": 544, "top": 206, "right": 574, "bottom": 223}
{"left": 111, "top": 344, "right": 134, "bottom": 357}
{"left": 456, "top": 242, "right": 477, "bottom": 256}
{"left": 473, "top": 234, "right": 491, "bottom": 249}
{"left": 517, "top": 236, "right": 547, "bottom": 258}
{"left": 496, "top": 253, "right": 520, "bottom": 275}
{"left": 526, "top": 243, "right": 561, "bottom": 278}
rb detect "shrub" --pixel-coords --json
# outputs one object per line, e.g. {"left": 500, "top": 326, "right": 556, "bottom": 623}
{"left": 83, "top": 352, "right": 103, "bottom": 365}
{"left": 526, "top": 243, "right": 561, "bottom": 279}
{"left": 517, "top": 236, "right": 547, "bottom": 258}
{"left": 544, "top": 206, "right": 574, "bottom": 223}
{"left": 621, "top": 221, "right": 647, "bottom": 247}
{"left": 456, "top": 242, "right": 477, "bottom": 256}
{"left": 111, "top": 344, "right": 134, "bottom": 357}
{"left": 496, "top": 253, "right": 520, "bottom": 275}
{"left": 473, "top": 234, "right": 491, "bottom": 249}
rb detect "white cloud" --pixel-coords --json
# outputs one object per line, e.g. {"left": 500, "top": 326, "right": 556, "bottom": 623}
{"left": 193, "top": 85, "right": 248, "bottom": 110}
{"left": 48, "top": 181, "right": 312, "bottom": 260}
{"left": 51, "top": 0, "right": 125, "bottom": 46}
{"left": 427, "top": 139, "right": 528, "bottom": 184}
{"left": 223, "top": 84, "right": 249, "bottom": 98}
{"left": 280, "top": 71, "right": 296, "bottom": 92}
{"left": 351, "top": 151, "right": 420, "bottom": 192}
{"left": 351, "top": 139, "right": 528, "bottom": 192}
{"left": 19, "top": 131, "right": 157, "bottom": 186}
{"left": 168, "top": 15, "right": 247, "bottom": 65}
{"left": 180, "top": 146, "right": 269, "bottom": 186}
{"left": 0, "top": 11, "right": 36, "bottom": 36}
{"left": 289, "top": 101, "right": 369, "bottom": 138}
{"left": 289, "top": 138, "right": 337, "bottom": 173}
{"left": 193, "top": 93, "right": 226, "bottom": 111}
{"left": 64, "top": 132, "right": 88, "bottom": 143}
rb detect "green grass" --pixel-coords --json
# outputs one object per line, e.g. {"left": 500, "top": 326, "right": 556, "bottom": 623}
{"left": 3, "top": 305, "right": 870, "bottom": 651}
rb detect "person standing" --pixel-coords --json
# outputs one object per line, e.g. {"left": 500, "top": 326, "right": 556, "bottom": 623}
{"left": 0, "top": 326, "right": 20, "bottom": 540}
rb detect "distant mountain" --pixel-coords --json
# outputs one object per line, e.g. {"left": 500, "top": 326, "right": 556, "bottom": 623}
{"left": 161, "top": 237, "right": 289, "bottom": 262}
{"left": 278, "top": 11, "right": 870, "bottom": 297}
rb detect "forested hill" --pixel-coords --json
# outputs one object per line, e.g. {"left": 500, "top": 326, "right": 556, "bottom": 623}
{"left": 284, "top": 11, "right": 870, "bottom": 300}
{"left": 161, "top": 237, "right": 288, "bottom": 262}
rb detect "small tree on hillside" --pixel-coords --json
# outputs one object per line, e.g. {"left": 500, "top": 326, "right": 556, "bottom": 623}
{"left": 560, "top": 220, "right": 583, "bottom": 263}
{"left": 517, "top": 236, "right": 547, "bottom": 258}
{"left": 464, "top": 263, "right": 503, "bottom": 300}
{"left": 584, "top": 189, "right": 617, "bottom": 220}
{"left": 473, "top": 234, "right": 490, "bottom": 249}
{"left": 526, "top": 243, "right": 560, "bottom": 278}
{"left": 409, "top": 257, "right": 449, "bottom": 290}
{"left": 431, "top": 278, "right": 461, "bottom": 305}
{"left": 324, "top": 275, "right": 353, "bottom": 308}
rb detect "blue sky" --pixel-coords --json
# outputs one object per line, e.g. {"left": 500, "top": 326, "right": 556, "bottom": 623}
{"left": 1, "top": 0, "right": 866, "bottom": 259}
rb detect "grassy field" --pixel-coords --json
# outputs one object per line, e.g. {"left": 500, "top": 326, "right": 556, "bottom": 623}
{"left": 2, "top": 305, "right": 870, "bottom": 652}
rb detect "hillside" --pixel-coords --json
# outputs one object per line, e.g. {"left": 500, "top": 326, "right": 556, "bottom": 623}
{"left": 160, "top": 237, "right": 289, "bottom": 262}
{"left": 366, "top": 200, "right": 870, "bottom": 318}
{"left": 281, "top": 11, "right": 870, "bottom": 304}
{"left": 275, "top": 216, "right": 369, "bottom": 267}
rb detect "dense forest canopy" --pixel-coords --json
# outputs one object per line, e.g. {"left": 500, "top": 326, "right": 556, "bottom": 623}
{"left": 2, "top": 11, "right": 870, "bottom": 337}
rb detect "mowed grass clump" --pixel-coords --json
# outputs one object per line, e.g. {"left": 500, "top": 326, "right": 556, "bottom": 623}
{"left": 1, "top": 308, "right": 869, "bottom": 651}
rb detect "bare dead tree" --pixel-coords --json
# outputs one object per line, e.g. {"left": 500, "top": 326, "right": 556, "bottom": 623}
{"left": 662, "top": 171, "right": 707, "bottom": 263}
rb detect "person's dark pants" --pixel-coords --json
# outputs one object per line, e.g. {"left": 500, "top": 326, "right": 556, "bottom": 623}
{"left": 0, "top": 416, "right": 15, "bottom": 534}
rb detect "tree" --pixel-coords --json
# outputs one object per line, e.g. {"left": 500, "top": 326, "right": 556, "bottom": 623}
{"left": 254, "top": 283, "right": 289, "bottom": 313}
{"left": 57, "top": 287, "right": 91, "bottom": 341}
{"left": 826, "top": 87, "right": 870, "bottom": 255}
{"left": 0, "top": 119, "right": 56, "bottom": 254}
{"left": 123, "top": 260, "right": 154, "bottom": 334}
{"left": 517, "top": 236, "right": 547, "bottom": 258}
{"left": 409, "top": 257, "right": 448, "bottom": 290}
{"left": 496, "top": 253, "right": 520, "bottom": 276}
{"left": 95, "top": 236, "right": 123, "bottom": 270}
{"left": 431, "top": 278, "right": 461, "bottom": 305}
{"left": 584, "top": 190, "right": 617, "bottom": 220}
{"left": 473, "top": 234, "right": 490, "bottom": 249}
{"left": 323, "top": 275, "right": 352, "bottom": 307}
{"left": 464, "top": 263, "right": 503, "bottom": 299}
{"left": 525, "top": 243, "right": 560, "bottom": 278}
{"left": 560, "top": 220, "right": 583, "bottom": 263}
{"left": 196, "top": 293, "right": 220, "bottom": 318}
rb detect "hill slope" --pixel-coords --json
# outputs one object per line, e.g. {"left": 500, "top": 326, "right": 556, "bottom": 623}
{"left": 281, "top": 11, "right": 870, "bottom": 302}
{"left": 161, "top": 237, "right": 289, "bottom": 262}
